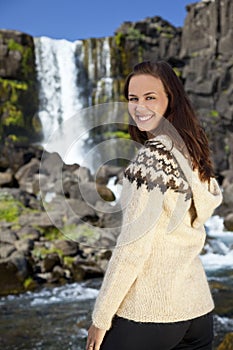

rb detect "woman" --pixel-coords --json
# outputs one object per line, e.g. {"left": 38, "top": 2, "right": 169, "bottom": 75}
{"left": 86, "top": 60, "right": 222, "bottom": 350}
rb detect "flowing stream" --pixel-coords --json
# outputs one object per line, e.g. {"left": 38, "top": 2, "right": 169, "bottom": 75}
{"left": 0, "top": 216, "right": 233, "bottom": 349}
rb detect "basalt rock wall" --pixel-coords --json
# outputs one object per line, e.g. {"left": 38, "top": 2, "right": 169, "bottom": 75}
{"left": 0, "top": 30, "right": 41, "bottom": 145}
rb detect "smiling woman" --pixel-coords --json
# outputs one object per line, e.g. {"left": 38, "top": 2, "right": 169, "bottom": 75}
{"left": 86, "top": 60, "right": 222, "bottom": 350}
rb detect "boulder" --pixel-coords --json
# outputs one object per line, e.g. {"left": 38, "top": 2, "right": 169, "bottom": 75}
{"left": 15, "top": 158, "right": 40, "bottom": 194}
{"left": 217, "top": 332, "right": 233, "bottom": 350}
{"left": 41, "top": 252, "right": 61, "bottom": 273}
{"left": 72, "top": 260, "right": 103, "bottom": 281}
{"left": 223, "top": 213, "right": 233, "bottom": 231}
{"left": 0, "top": 251, "right": 32, "bottom": 296}
{"left": 53, "top": 240, "right": 79, "bottom": 257}
{"left": 0, "top": 170, "right": 14, "bottom": 187}
{"left": 222, "top": 184, "right": 233, "bottom": 210}
{"left": 0, "top": 243, "right": 16, "bottom": 259}
{"left": 14, "top": 238, "right": 34, "bottom": 254}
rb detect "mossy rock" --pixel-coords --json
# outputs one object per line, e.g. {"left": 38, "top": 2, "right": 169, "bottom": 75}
{"left": 0, "top": 197, "right": 23, "bottom": 222}
{"left": 217, "top": 333, "right": 233, "bottom": 350}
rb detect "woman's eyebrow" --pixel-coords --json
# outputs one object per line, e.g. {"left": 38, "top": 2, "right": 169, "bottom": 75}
{"left": 144, "top": 91, "right": 158, "bottom": 96}
{"left": 128, "top": 91, "right": 158, "bottom": 96}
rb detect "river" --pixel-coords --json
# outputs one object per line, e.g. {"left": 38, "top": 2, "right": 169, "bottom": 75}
{"left": 0, "top": 216, "right": 233, "bottom": 349}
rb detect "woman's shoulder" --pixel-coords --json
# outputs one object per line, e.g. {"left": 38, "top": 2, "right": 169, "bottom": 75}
{"left": 124, "top": 135, "right": 192, "bottom": 199}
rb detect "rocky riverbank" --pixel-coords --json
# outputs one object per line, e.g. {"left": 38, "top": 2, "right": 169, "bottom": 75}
{"left": 0, "top": 140, "right": 233, "bottom": 296}
{"left": 0, "top": 142, "right": 233, "bottom": 350}
{"left": 0, "top": 140, "right": 124, "bottom": 296}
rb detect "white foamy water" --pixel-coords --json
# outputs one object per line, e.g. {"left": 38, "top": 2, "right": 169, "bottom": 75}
{"left": 0, "top": 282, "right": 99, "bottom": 307}
{"left": 201, "top": 216, "right": 233, "bottom": 273}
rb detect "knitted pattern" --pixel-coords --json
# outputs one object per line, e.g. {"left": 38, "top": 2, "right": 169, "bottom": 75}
{"left": 124, "top": 140, "right": 192, "bottom": 200}
{"left": 92, "top": 135, "right": 223, "bottom": 331}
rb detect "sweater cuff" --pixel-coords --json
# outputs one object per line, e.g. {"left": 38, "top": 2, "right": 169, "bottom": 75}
{"left": 92, "top": 311, "right": 113, "bottom": 331}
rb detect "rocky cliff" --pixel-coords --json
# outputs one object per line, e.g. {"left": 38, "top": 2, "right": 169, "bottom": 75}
{"left": 0, "top": 30, "right": 41, "bottom": 145}
{"left": 112, "top": 0, "right": 233, "bottom": 178}
{"left": 0, "top": 1, "right": 232, "bottom": 174}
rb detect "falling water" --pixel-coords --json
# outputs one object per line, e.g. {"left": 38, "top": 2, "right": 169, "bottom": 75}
{"left": 34, "top": 37, "right": 84, "bottom": 140}
{"left": 34, "top": 36, "right": 114, "bottom": 165}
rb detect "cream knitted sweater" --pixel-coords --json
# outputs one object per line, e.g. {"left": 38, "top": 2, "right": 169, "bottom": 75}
{"left": 92, "top": 135, "right": 222, "bottom": 330}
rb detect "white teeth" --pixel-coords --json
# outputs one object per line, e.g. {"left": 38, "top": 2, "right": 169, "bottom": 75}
{"left": 137, "top": 115, "right": 153, "bottom": 121}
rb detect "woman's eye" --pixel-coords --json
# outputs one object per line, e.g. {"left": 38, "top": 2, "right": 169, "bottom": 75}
{"left": 128, "top": 97, "right": 138, "bottom": 102}
{"left": 146, "top": 96, "right": 156, "bottom": 100}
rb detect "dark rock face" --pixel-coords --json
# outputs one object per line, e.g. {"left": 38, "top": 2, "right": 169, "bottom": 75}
{"left": 0, "top": 30, "right": 41, "bottom": 144}
{"left": 113, "top": 0, "right": 232, "bottom": 177}
{"left": 180, "top": 0, "right": 233, "bottom": 176}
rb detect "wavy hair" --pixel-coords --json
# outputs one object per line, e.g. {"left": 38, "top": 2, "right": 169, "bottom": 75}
{"left": 124, "top": 60, "right": 215, "bottom": 182}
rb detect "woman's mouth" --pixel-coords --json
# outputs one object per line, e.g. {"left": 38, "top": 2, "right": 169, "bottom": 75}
{"left": 136, "top": 114, "right": 154, "bottom": 122}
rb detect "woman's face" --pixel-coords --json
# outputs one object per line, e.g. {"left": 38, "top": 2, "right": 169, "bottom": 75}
{"left": 127, "top": 74, "right": 169, "bottom": 133}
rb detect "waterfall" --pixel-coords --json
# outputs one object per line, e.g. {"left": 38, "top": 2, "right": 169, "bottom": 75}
{"left": 34, "top": 36, "right": 114, "bottom": 165}
{"left": 94, "top": 37, "right": 113, "bottom": 104}
{"left": 34, "top": 37, "right": 84, "bottom": 140}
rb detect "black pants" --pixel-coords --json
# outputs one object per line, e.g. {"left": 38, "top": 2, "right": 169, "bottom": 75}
{"left": 100, "top": 312, "right": 213, "bottom": 350}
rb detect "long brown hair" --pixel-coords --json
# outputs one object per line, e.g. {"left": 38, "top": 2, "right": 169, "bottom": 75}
{"left": 124, "top": 60, "right": 215, "bottom": 182}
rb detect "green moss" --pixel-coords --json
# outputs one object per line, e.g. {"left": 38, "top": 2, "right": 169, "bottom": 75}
{"left": 21, "top": 47, "right": 34, "bottom": 78}
{"left": 0, "top": 78, "right": 28, "bottom": 129}
{"left": 6, "top": 134, "right": 29, "bottom": 143}
{"left": 2, "top": 104, "right": 24, "bottom": 127}
{"left": 63, "top": 224, "right": 100, "bottom": 244}
{"left": 190, "top": 51, "right": 200, "bottom": 58}
{"left": 63, "top": 256, "right": 76, "bottom": 267}
{"left": 0, "top": 198, "right": 23, "bottom": 222}
{"left": 224, "top": 144, "right": 230, "bottom": 155}
{"left": 161, "top": 33, "right": 174, "bottom": 39}
{"left": 0, "top": 78, "right": 28, "bottom": 90}
{"left": 115, "top": 31, "right": 125, "bottom": 47}
{"left": 42, "top": 227, "right": 64, "bottom": 241}
{"left": 103, "top": 130, "right": 130, "bottom": 139}
{"left": 7, "top": 39, "right": 34, "bottom": 79}
{"left": 127, "top": 28, "right": 145, "bottom": 41}
{"left": 23, "top": 276, "right": 34, "bottom": 289}
{"left": 32, "top": 246, "right": 64, "bottom": 260}
{"left": 173, "top": 67, "right": 182, "bottom": 78}
{"left": 7, "top": 39, "right": 24, "bottom": 52}
{"left": 210, "top": 110, "right": 219, "bottom": 118}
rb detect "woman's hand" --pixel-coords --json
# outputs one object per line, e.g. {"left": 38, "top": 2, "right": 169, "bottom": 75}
{"left": 86, "top": 324, "right": 106, "bottom": 350}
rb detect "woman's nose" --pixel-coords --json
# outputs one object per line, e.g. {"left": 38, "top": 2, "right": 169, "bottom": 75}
{"left": 135, "top": 104, "right": 148, "bottom": 113}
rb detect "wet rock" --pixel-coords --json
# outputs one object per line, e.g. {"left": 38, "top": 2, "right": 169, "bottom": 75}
{"left": 96, "top": 184, "right": 115, "bottom": 202}
{"left": 217, "top": 332, "right": 233, "bottom": 350}
{"left": 0, "top": 252, "right": 32, "bottom": 296}
{"left": 15, "top": 158, "right": 40, "bottom": 194}
{"left": 14, "top": 238, "right": 34, "bottom": 254}
{"left": 19, "top": 211, "right": 63, "bottom": 228}
{"left": 223, "top": 213, "right": 233, "bottom": 231}
{"left": 222, "top": 184, "right": 233, "bottom": 211}
{"left": 0, "top": 170, "right": 14, "bottom": 187}
{"left": 42, "top": 253, "right": 61, "bottom": 273}
{"left": 73, "top": 166, "right": 93, "bottom": 183}
{"left": 72, "top": 260, "right": 104, "bottom": 281}
{"left": 16, "top": 227, "right": 41, "bottom": 241}
{"left": 96, "top": 165, "right": 122, "bottom": 185}
{"left": 0, "top": 230, "right": 18, "bottom": 244}
{"left": 53, "top": 240, "right": 79, "bottom": 257}
{"left": 0, "top": 243, "right": 16, "bottom": 259}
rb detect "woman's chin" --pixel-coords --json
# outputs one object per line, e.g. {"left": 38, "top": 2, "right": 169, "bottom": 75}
{"left": 137, "top": 123, "right": 154, "bottom": 132}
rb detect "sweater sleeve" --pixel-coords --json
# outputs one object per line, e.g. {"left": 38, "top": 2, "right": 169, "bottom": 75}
{"left": 92, "top": 140, "right": 191, "bottom": 330}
